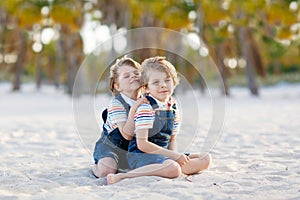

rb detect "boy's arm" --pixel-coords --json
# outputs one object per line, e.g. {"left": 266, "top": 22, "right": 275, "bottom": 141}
{"left": 136, "top": 129, "right": 189, "bottom": 166}
{"left": 168, "top": 135, "right": 177, "bottom": 151}
{"left": 115, "top": 122, "right": 130, "bottom": 140}
{"left": 118, "top": 97, "right": 148, "bottom": 140}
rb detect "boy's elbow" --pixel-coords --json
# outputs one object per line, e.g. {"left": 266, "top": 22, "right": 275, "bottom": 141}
{"left": 137, "top": 140, "right": 148, "bottom": 152}
{"left": 123, "top": 133, "right": 133, "bottom": 140}
{"left": 126, "top": 135, "right": 133, "bottom": 140}
{"left": 120, "top": 130, "right": 133, "bottom": 140}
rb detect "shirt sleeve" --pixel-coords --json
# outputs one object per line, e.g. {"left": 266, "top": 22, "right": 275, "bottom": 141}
{"left": 134, "top": 103, "right": 155, "bottom": 130}
{"left": 107, "top": 98, "right": 127, "bottom": 124}
{"left": 172, "top": 107, "right": 181, "bottom": 135}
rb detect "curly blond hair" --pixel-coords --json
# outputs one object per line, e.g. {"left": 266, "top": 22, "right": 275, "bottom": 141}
{"left": 141, "top": 56, "right": 179, "bottom": 87}
{"left": 109, "top": 56, "right": 141, "bottom": 96}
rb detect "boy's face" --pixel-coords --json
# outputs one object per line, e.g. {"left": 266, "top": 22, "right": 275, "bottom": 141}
{"left": 146, "top": 70, "right": 175, "bottom": 103}
{"left": 114, "top": 65, "right": 141, "bottom": 94}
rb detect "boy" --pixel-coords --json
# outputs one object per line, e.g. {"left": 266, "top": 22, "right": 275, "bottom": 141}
{"left": 107, "top": 56, "right": 211, "bottom": 184}
{"left": 93, "top": 56, "right": 147, "bottom": 178}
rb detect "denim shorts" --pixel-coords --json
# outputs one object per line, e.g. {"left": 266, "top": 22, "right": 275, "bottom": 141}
{"left": 93, "top": 136, "right": 129, "bottom": 169}
{"left": 127, "top": 152, "right": 170, "bottom": 169}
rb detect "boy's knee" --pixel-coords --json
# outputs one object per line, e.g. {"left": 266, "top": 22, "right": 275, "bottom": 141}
{"left": 94, "top": 166, "right": 117, "bottom": 178}
{"left": 203, "top": 153, "right": 212, "bottom": 169}
{"left": 165, "top": 162, "right": 181, "bottom": 178}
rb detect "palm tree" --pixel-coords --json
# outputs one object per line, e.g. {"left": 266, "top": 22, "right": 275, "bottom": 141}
{"left": 0, "top": 0, "right": 30, "bottom": 91}
{"left": 0, "top": 7, "right": 6, "bottom": 49}
{"left": 34, "top": 0, "right": 84, "bottom": 94}
{"left": 262, "top": 0, "right": 298, "bottom": 74}
{"left": 196, "top": 0, "right": 231, "bottom": 95}
{"left": 228, "top": 0, "right": 268, "bottom": 96}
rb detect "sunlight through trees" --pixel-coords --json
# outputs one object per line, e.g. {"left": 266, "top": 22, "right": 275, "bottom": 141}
{"left": 0, "top": 0, "right": 299, "bottom": 95}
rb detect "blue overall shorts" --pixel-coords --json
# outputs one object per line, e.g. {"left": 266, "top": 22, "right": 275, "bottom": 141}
{"left": 93, "top": 94, "right": 130, "bottom": 170}
{"left": 127, "top": 96, "right": 176, "bottom": 169}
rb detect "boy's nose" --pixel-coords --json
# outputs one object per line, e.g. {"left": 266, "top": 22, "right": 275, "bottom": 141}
{"left": 130, "top": 74, "right": 136, "bottom": 78}
{"left": 159, "top": 81, "right": 166, "bottom": 87}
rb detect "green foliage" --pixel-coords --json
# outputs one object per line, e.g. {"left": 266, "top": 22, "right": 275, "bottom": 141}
{"left": 262, "top": 35, "right": 288, "bottom": 58}
{"left": 268, "top": 63, "right": 300, "bottom": 73}
{"left": 267, "top": 1, "right": 297, "bottom": 26}
{"left": 228, "top": 71, "right": 300, "bottom": 87}
{"left": 0, "top": 0, "right": 300, "bottom": 89}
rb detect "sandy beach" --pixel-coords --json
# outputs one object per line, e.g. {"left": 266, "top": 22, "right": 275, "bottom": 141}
{"left": 0, "top": 82, "right": 299, "bottom": 200}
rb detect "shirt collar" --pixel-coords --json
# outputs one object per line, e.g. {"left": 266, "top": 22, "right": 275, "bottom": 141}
{"left": 120, "top": 93, "right": 136, "bottom": 107}
{"left": 149, "top": 94, "right": 167, "bottom": 109}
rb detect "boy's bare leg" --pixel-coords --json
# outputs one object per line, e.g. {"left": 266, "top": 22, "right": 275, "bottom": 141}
{"left": 92, "top": 157, "right": 118, "bottom": 178}
{"left": 107, "top": 159, "right": 181, "bottom": 184}
{"left": 181, "top": 153, "right": 211, "bottom": 175}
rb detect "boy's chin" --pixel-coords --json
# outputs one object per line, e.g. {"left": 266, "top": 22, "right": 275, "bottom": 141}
{"left": 154, "top": 96, "right": 168, "bottom": 102}
{"left": 131, "top": 84, "right": 141, "bottom": 90}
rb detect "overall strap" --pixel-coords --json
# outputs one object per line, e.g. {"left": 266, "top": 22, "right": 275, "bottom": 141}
{"left": 172, "top": 103, "right": 177, "bottom": 110}
{"left": 145, "top": 96, "right": 176, "bottom": 111}
{"left": 115, "top": 94, "right": 131, "bottom": 115}
{"left": 102, "top": 94, "right": 131, "bottom": 123}
{"left": 145, "top": 96, "right": 159, "bottom": 110}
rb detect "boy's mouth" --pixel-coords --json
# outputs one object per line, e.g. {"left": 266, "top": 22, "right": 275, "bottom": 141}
{"left": 130, "top": 79, "right": 140, "bottom": 84}
{"left": 159, "top": 90, "right": 169, "bottom": 94}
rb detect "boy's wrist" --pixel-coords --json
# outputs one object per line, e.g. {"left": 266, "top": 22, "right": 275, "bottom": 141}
{"left": 131, "top": 106, "right": 138, "bottom": 112}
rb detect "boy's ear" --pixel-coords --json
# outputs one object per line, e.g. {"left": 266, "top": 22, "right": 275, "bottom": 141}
{"left": 114, "top": 83, "right": 121, "bottom": 92}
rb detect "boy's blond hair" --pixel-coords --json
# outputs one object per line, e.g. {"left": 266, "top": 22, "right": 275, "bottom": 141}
{"left": 141, "top": 56, "right": 179, "bottom": 87}
{"left": 109, "top": 56, "right": 141, "bottom": 96}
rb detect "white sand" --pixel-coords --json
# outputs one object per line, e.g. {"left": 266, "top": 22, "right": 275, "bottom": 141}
{"left": 0, "top": 82, "right": 299, "bottom": 199}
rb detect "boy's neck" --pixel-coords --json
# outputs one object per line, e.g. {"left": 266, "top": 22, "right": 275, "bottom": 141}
{"left": 121, "top": 90, "right": 141, "bottom": 100}
{"left": 149, "top": 94, "right": 169, "bottom": 104}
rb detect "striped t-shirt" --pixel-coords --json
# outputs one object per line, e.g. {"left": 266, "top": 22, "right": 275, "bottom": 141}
{"left": 103, "top": 93, "right": 135, "bottom": 133}
{"left": 134, "top": 98, "right": 181, "bottom": 135}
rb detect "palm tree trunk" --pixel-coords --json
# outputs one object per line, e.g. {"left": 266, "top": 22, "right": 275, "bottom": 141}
{"left": 216, "top": 43, "right": 229, "bottom": 96}
{"left": 247, "top": 29, "right": 265, "bottom": 78}
{"left": 12, "top": 30, "right": 26, "bottom": 91}
{"left": 0, "top": 8, "right": 5, "bottom": 71}
{"left": 0, "top": 7, "right": 5, "bottom": 45}
{"left": 109, "top": 25, "right": 117, "bottom": 65}
{"left": 238, "top": 27, "right": 259, "bottom": 96}
{"left": 66, "top": 38, "right": 76, "bottom": 95}
{"left": 54, "top": 37, "right": 63, "bottom": 89}
{"left": 36, "top": 51, "right": 42, "bottom": 90}
{"left": 196, "top": 9, "right": 206, "bottom": 94}
{"left": 65, "top": 33, "right": 83, "bottom": 95}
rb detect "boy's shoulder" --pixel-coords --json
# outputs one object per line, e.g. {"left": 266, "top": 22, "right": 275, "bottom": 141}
{"left": 136, "top": 103, "right": 153, "bottom": 112}
{"left": 108, "top": 97, "right": 124, "bottom": 107}
{"left": 135, "top": 103, "right": 155, "bottom": 119}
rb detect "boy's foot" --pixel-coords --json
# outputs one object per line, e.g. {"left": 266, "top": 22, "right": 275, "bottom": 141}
{"left": 107, "top": 173, "right": 122, "bottom": 185}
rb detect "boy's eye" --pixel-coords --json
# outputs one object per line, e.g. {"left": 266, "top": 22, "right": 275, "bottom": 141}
{"left": 149, "top": 81, "right": 159, "bottom": 85}
{"left": 124, "top": 75, "right": 130, "bottom": 78}
{"left": 165, "top": 79, "right": 171, "bottom": 82}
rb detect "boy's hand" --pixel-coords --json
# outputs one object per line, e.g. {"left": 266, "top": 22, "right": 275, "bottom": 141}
{"left": 175, "top": 153, "right": 190, "bottom": 167}
{"left": 132, "top": 97, "right": 149, "bottom": 111}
